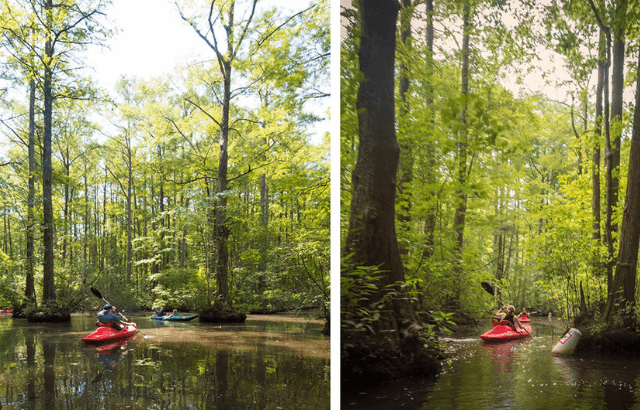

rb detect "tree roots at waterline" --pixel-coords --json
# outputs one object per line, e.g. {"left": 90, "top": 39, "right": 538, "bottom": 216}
{"left": 574, "top": 327, "right": 640, "bottom": 356}
{"left": 341, "top": 336, "right": 442, "bottom": 392}
{"left": 199, "top": 302, "right": 247, "bottom": 323}
{"left": 26, "top": 309, "right": 71, "bottom": 323}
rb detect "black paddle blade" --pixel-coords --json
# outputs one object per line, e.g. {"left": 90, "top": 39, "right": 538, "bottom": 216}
{"left": 481, "top": 282, "right": 495, "bottom": 296}
{"left": 90, "top": 287, "right": 103, "bottom": 299}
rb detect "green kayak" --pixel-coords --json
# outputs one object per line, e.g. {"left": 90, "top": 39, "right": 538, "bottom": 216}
{"left": 149, "top": 314, "right": 198, "bottom": 321}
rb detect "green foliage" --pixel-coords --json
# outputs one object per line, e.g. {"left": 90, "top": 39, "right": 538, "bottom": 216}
{"left": 341, "top": 265, "right": 385, "bottom": 334}
{"left": 424, "top": 311, "right": 457, "bottom": 336}
{"left": 0, "top": 1, "right": 328, "bottom": 317}
{"left": 337, "top": 0, "right": 634, "bottom": 330}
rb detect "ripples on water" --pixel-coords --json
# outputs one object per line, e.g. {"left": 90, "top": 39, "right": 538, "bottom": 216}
{"left": 342, "top": 318, "right": 640, "bottom": 410}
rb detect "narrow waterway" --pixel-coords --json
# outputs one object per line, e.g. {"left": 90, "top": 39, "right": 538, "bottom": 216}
{"left": 0, "top": 312, "right": 329, "bottom": 409}
{"left": 342, "top": 317, "right": 640, "bottom": 410}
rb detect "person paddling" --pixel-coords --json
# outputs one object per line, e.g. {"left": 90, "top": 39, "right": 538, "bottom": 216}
{"left": 492, "top": 305, "right": 507, "bottom": 325}
{"left": 98, "top": 304, "right": 134, "bottom": 331}
{"left": 498, "top": 305, "right": 524, "bottom": 331}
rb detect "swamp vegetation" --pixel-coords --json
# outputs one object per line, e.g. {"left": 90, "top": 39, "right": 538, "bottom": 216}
{"left": 341, "top": 0, "right": 640, "bottom": 389}
{"left": 0, "top": 0, "right": 330, "bottom": 328}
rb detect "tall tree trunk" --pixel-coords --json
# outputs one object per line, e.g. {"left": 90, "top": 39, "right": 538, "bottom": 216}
{"left": 83, "top": 162, "right": 89, "bottom": 264}
{"left": 179, "top": 0, "right": 258, "bottom": 308}
{"left": 215, "top": 58, "right": 232, "bottom": 304}
{"left": 422, "top": 0, "right": 437, "bottom": 260}
{"left": 25, "top": 76, "right": 37, "bottom": 306}
{"left": 42, "top": 0, "right": 56, "bottom": 302}
{"left": 592, "top": 28, "right": 605, "bottom": 279}
{"left": 396, "top": 0, "right": 414, "bottom": 255}
{"left": 101, "top": 167, "right": 108, "bottom": 272}
{"left": 603, "top": 29, "right": 614, "bottom": 296}
{"left": 602, "top": 49, "right": 640, "bottom": 327}
{"left": 587, "top": 0, "right": 613, "bottom": 296}
{"left": 62, "top": 151, "right": 70, "bottom": 263}
{"left": 342, "top": 0, "right": 438, "bottom": 387}
{"left": 258, "top": 172, "right": 268, "bottom": 294}
{"left": 606, "top": 0, "right": 626, "bottom": 297}
{"left": 451, "top": 0, "right": 471, "bottom": 308}
{"left": 126, "top": 139, "right": 133, "bottom": 284}
{"left": 344, "top": 0, "right": 417, "bottom": 341}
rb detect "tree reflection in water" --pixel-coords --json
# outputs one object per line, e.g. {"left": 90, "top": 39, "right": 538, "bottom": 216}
{"left": 0, "top": 314, "right": 329, "bottom": 409}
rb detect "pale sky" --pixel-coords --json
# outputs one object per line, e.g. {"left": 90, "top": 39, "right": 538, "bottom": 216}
{"left": 84, "top": 0, "right": 210, "bottom": 90}
{"left": 86, "top": 0, "right": 314, "bottom": 89}
{"left": 83, "top": 0, "right": 329, "bottom": 143}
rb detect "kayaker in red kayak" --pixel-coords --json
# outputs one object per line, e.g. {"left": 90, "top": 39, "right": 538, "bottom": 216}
{"left": 98, "top": 304, "right": 134, "bottom": 331}
{"left": 496, "top": 305, "right": 525, "bottom": 330}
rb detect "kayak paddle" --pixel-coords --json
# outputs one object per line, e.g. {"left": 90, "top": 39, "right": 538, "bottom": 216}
{"left": 480, "top": 282, "right": 533, "bottom": 339}
{"left": 90, "top": 287, "right": 129, "bottom": 321}
{"left": 481, "top": 282, "right": 504, "bottom": 306}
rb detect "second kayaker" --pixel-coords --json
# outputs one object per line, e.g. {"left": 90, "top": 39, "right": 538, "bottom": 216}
{"left": 98, "top": 304, "right": 134, "bottom": 331}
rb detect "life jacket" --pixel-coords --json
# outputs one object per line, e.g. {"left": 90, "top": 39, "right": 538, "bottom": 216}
{"left": 499, "top": 314, "right": 518, "bottom": 331}
{"left": 502, "top": 313, "right": 515, "bottom": 324}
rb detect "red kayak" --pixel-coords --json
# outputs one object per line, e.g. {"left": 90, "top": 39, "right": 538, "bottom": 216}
{"left": 518, "top": 313, "right": 530, "bottom": 323}
{"left": 81, "top": 323, "right": 138, "bottom": 344}
{"left": 481, "top": 320, "right": 532, "bottom": 342}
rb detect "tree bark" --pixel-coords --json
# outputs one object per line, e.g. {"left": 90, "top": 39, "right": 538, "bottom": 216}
{"left": 25, "top": 76, "right": 37, "bottom": 306}
{"left": 606, "top": 0, "right": 626, "bottom": 297}
{"left": 126, "top": 138, "right": 133, "bottom": 284}
{"left": 591, "top": 28, "right": 605, "bottom": 285}
{"left": 216, "top": 57, "right": 232, "bottom": 303}
{"left": 344, "top": 0, "right": 419, "bottom": 342}
{"left": 258, "top": 172, "right": 268, "bottom": 294}
{"left": 422, "top": 0, "right": 436, "bottom": 260}
{"left": 451, "top": 0, "right": 471, "bottom": 308}
{"left": 342, "top": 1, "right": 440, "bottom": 389}
{"left": 42, "top": 0, "right": 56, "bottom": 303}
{"left": 396, "top": 0, "right": 415, "bottom": 255}
{"left": 602, "top": 49, "right": 640, "bottom": 328}
{"left": 592, "top": 28, "right": 604, "bottom": 243}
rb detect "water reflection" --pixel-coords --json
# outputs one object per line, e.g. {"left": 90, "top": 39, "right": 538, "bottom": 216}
{"left": 0, "top": 314, "right": 329, "bottom": 409}
{"left": 342, "top": 318, "right": 640, "bottom": 410}
{"left": 481, "top": 338, "right": 531, "bottom": 374}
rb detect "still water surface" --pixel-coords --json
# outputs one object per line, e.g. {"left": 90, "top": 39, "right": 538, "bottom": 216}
{"left": 343, "top": 317, "right": 640, "bottom": 409}
{"left": 0, "top": 312, "right": 329, "bottom": 409}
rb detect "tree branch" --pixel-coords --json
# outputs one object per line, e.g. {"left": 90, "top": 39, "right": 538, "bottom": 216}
{"left": 185, "top": 98, "right": 222, "bottom": 128}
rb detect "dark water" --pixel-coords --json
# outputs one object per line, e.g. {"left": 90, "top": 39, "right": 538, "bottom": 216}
{"left": 342, "top": 317, "right": 640, "bottom": 409}
{"left": 0, "top": 312, "right": 329, "bottom": 409}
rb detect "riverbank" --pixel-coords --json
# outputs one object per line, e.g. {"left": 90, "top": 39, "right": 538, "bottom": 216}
{"left": 341, "top": 321, "right": 640, "bottom": 410}
{"left": 341, "top": 338, "right": 442, "bottom": 392}
{"left": 573, "top": 326, "right": 640, "bottom": 356}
